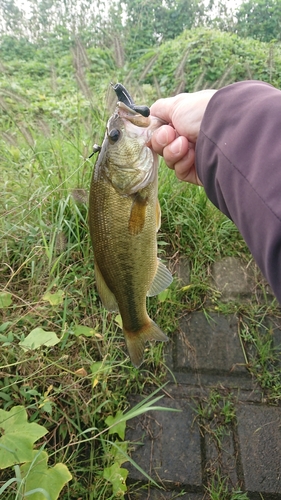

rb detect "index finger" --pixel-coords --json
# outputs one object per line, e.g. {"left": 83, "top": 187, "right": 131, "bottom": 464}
{"left": 150, "top": 98, "right": 174, "bottom": 123}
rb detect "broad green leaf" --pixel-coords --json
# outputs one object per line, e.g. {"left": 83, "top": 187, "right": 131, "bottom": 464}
{"left": 0, "top": 322, "right": 12, "bottom": 332}
{"left": 103, "top": 462, "right": 128, "bottom": 495}
{"left": 110, "top": 441, "right": 128, "bottom": 466}
{"left": 20, "top": 450, "right": 72, "bottom": 500}
{"left": 0, "top": 292, "right": 12, "bottom": 309}
{"left": 39, "top": 401, "right": 53, "bottom": 415}
{"left": 0, "top": 392, "right": 12, "bottom": 402}
{"left": 90, "top": 361, "right": 106, "bottom": 388}
{"left": 157, "top": 289, "right": 171, "bottom": 302}
{"left": 42, "top": 290, "right": 64, "bottom": 306}
{"left": 0, "top": 406, "right": 47, "bottom": 468}
{"left": 73, "top": 325, "right": 96, "bottom": 337}
{"left": 19, "top": 328, "right": 60, "bottom": 350}
{"left": 90, "top": 361, "right": 103, "bottom": 376}
{"left": 105, "top": 410, "right": 126, "bottom": 440}
{"left": 115, "top": 314, "right": 122, "bottom": 328}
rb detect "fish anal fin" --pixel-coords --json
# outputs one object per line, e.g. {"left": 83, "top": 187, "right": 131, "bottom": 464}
{"left": 94, "top": 259, "right": 119, "bottom": 312}
{"left": 124, "top": 319, "right": 168, "bottom": 368}
{"left": 128, "top": 193, "right": 148, "bottom": 236}
{"left": 147, "top": 259, "right": 173, "bottom": 297}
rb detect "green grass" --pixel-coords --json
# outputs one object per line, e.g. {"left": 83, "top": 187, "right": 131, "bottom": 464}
{"left": 206, "top": 472, "right": 250, "bottom": 500}
{"left": 1, "top": 39, "right": 280, "bottom": 499}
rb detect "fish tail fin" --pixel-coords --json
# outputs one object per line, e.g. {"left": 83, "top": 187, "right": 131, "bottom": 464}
{"left": 123, "top": 319, "right": 168, "bottom": 368}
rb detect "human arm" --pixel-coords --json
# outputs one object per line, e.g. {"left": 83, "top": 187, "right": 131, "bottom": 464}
{"left": 150, "top": 81, "right": 281, "bottom": 303}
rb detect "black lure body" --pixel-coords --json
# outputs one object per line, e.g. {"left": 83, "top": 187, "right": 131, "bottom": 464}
{"left": 112, "top": 83, "right": 150, "bottom": 117}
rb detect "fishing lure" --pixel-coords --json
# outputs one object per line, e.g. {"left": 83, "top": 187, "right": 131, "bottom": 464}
{"left": 89, "top": 83, "right": 150, "bottom": 158}
{"left": 111, "top": 83, "right": 150, "bottom": 117}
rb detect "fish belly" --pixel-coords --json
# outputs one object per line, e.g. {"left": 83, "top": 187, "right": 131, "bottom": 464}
{"left": 89, "top": 177, "right": 157, "bottom": 331}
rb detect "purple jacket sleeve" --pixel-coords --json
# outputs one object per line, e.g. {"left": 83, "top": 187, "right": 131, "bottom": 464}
{"left": 196, "top": 80, "right": 281, "bottom": 303}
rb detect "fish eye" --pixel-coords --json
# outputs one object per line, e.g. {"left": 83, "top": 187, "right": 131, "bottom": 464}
{"left": 108, "top": 128, "right": 120, "bottom": 143}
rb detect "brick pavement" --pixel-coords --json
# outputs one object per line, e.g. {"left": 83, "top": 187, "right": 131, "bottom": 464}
{"left": 125, "top": 257, "right": 281, "bottom": 500}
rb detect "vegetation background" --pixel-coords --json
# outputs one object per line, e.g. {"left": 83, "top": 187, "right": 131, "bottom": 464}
{"left": 1, "top": 0, "right": 281, "bottom": 498}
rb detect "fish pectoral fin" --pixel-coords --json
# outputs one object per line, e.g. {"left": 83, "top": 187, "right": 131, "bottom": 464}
{"left": 94, "top": 259, "right": 119, "bottom": 312}
{"left": 128, "top": 193, "right": 148, "bottom": 236}
{"left": 124, "top": 319, "right": 168, "bottom": 368}
{"left": 147, "top": 259, "right": 173, "bottom": 297}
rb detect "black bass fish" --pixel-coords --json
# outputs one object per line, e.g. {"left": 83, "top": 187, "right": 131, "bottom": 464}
{"left": 89, "top": 85, "right": 172, "bottom": 367}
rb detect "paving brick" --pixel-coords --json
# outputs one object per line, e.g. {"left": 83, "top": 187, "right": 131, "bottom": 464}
{"left": 166, "top": 371, "right": 255, "bottom": 389}
{"left": 125, "top": 397, "right": 202, "bottom": 488}
{"left": 273, "top": 328, "right": 281, "bottom": 350}
{"left": 177, "top": 312, "right": 246, "bottom": 375}
{"left": 126, "top": 278, "right": 281, "bottom": 500}
{"left": 126, "top": 489, "right": 202, "bottom": 500}
{"left": 164, "top": 384, "right": 262, "bottom": 404}
{"left": 211, "top": 257, "right": 254, "bottom": 300}
{"left": 237, "top": 404, "right": 281, "bottom": 494}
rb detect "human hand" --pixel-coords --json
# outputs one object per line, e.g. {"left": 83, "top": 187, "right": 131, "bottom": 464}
{"left": 150, "top": 90, "right": 217, "bottom": 185}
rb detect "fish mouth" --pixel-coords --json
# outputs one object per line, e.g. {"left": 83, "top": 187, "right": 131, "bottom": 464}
{"left": 117, "top": 102, "right": 151, "bottom": 128}
{"left": 117, "top": 101, "right": 167, "bottom": 138}
{"left": 112, "top": 83, "right": 167, "bottom": 132}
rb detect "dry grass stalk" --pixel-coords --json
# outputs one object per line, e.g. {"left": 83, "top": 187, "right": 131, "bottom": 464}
{"left": 55, "top": 231, "right": 68, "bottom": 253}
{"left": 113, "top": 35, "right": 125, "bottom": 68}
{"left": 267, "top": 45, "right": 274, "bottom": 82}
{"left": 153, "top": 75, "right": 162, "bottom": 99}
{"left": 202, "top": 80, "right": 213, "bottom": 90}
{"left": 245, "top": 62, "right": 253, "bottom": 80}
{"left": 0, "top": 88, "right": 29, "bottom": 104}
{"left": 173, "top": 79, "right": 185, "bottom": 95}
{"left": 193, "top": 70, "right": 206, "bottom": 92}
{"left": 71, "top": 188, "right": 88, "bottom": 204}
{"left": 17, "top": 122, "right": 35, "bottom": 148}
{"left": 0, "top": 60, "right": 6, "bottom": 72}
{"left": 75, "top": 71, "right": 92, "bottom": 100}
{"left": 174, "top": 49, "right": 189, "bottom": 80}
{"left": 1, "top": 131, "right": 18, "bottom": 147}
{"left": 71, "top": 39, "right": 92, "bottom": 100}
{"left": 0, "top": 95, "right": 9, "bottom": 112}
{"left": 36, "top": 119, "right": 51, "bottom": 138}
{"left": 82, "top": 114, "right": 93, "bottom": 136}
{"left": 50, "top": 65, "right": 58, "bottom": 92}
{"left": 76, "top": 37, "right": 89, "bottom": 68}
{"left": 139, "top": 54, "right": 158, "bottom": 82}
{"left": 215, "top": 65, "right": 234, "bottom": 89}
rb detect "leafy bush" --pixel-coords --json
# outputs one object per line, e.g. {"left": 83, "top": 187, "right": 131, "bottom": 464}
{"left": 131, "top": 28, "right": 281, "bottom": 95}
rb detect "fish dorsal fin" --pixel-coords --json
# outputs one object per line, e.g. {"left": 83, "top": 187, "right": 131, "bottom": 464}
{"left": 94, "top": 259, "right": 119, "bottom": 312}
{"left": 147, "top": 259, "right": 173, "bottom": 297}
{"left": 128, "top": 193, "right": 148, "bottom": 236}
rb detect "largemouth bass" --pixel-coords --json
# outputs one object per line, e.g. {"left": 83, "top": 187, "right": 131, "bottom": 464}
{"left": 89, "top": 85, "right": 172, "bottom": 367}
